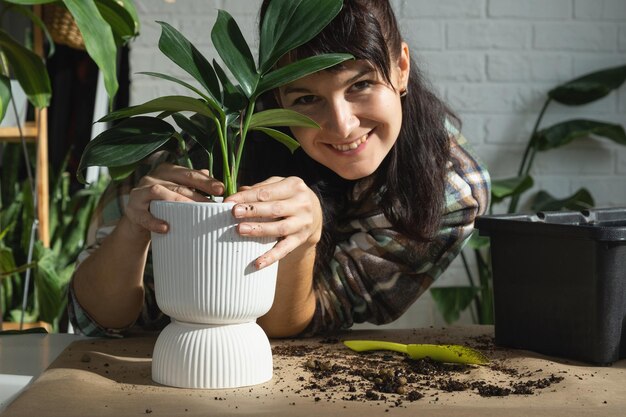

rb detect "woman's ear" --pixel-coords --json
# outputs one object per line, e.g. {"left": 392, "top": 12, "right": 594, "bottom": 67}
{"left": 397, "top": 42, "right": 411, "bottom": 90}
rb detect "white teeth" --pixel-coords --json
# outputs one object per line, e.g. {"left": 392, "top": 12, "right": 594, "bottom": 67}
{"left": 331, "top": 135, "right": 368, "bottom": 152}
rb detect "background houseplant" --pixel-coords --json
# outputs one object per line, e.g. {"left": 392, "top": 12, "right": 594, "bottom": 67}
{"left": 431, "top": 64, "right": 626, "bottom": 325}
{"left": 77, "top": 0, "right": 352, "bottom": 389}
{"left": 0, "top": 144, "right": 106, "bottom": 332}
{"left": 0, "top": 0, "right": 139, "bottom": 122}
{"left": 0, "top": 0, "right": 136, "bottom": 332}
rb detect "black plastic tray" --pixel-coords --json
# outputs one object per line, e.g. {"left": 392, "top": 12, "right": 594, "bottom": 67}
{"left": 476, "top": 207, "right": 626, "bottom": 365}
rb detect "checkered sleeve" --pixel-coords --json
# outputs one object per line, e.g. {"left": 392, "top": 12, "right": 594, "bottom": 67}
{"left": 302, "top": 128, "right": 490, "bottom": 335}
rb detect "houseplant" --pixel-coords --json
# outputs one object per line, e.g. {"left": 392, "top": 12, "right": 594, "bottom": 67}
{"left": 0, "top": 0, "right": 139, "bottom": 122}
{"left": 0, "top": 0, "right": 137, "bottom": 332}
{"left": 1, "top": 144, "right": 106, "bottom": 332}
{"left": 431, "top": 64, "right": 626, "bottom": 325}
{"left": 77, "top": 0, "right": 352, "bottom": 388}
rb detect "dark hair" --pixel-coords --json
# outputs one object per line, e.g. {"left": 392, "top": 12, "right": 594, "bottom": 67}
{"left": 248, "top": 0, "right": 455, "bottom": 264}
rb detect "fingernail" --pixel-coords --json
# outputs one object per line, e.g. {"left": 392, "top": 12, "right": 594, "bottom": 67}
{"left": 233, "top": 206, "right": 245, "bottom": 217}
{"left": 239, "top": 224, "right": 251, "bottom": 234}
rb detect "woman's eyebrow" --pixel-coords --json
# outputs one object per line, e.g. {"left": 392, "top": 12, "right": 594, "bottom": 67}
{"left": 282, "top": 66, "right": 376, "bottom": 95}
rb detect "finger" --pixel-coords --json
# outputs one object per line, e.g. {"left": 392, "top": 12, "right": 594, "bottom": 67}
{"left": 225, "top": 177, "right": 304, "bottom": 204}
{"left": 128, "top": 184, "right": 197, "bottom": 233}
{"left": 246, "top": 176, "right": 285, "bottom": 188}
{"left": 255, "top": 236, "right": 302, "bottom": 269}
{"left": 152, "top": 163, "right": 224, "bottom": 195}
{"left": 237, "top": 218, "right": 303, "bottom": 238}
{"left": 135, "top": 212, "right": 170, "bottom": 234}
{"left": 233, "top": 198, "right": 305, "bottom": 220}
{"left": 162, "top": 182, "right": 212, "bottom": 202}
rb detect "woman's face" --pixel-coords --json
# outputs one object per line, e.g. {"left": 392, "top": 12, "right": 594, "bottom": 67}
{"left": 277, "top": 43, "right": 411, "bottom": 180}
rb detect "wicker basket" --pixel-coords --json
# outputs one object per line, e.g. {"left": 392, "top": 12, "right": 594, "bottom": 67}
{"left": 42, "top": 4, "right": 85, "bottom": 50}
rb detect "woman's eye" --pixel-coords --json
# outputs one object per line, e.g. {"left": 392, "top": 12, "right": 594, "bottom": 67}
{"left": 352, "top": 80, "right": 372, "bottom": 91}
{"left": 293, "top": 95, "right": 317, "bottom": 106}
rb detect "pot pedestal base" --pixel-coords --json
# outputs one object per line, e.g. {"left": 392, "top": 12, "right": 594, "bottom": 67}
{"left": 152, "top": 320, "right": 273, "bottom": 389}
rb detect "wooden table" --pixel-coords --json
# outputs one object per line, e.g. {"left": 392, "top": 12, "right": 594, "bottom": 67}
{"left": 2, "top": 326, "right": 625, "bottom": 417}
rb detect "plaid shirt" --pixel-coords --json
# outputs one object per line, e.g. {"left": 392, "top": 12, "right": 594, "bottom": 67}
{"left": 68, "top": 126, "right": 490, "bottom": 337}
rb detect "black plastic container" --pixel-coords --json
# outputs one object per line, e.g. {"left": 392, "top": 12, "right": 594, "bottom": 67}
{"left": 476, "top": 207, "right": 626, "bottom": 365}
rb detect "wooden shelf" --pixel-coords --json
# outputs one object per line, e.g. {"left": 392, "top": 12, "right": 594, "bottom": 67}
{"left": 0, "top": 122, "right": 38, "bottom": 142}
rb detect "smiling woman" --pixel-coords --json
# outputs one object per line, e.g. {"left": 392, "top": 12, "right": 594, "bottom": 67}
{"left": 277, "top": 58, "right": 406, "bottom": 180}
{"left": 68, "top": 0, "right": 490, "bottom": 339}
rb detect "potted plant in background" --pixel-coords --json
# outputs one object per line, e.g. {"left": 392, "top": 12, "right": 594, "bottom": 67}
{"left": 430, "top": 64, "right": 626, "bottom": 326}
{"left": 77, "top": 0, "right": 352, "bottom": 388}
{"left": 0, "top": 0, "right": 138, "bottom": 332}
{"left": 0, "top": 0, "right": 140, "bottom": 120}
{"left": 430, "top": 64, "right": 626, "bottom": 364}
{"left": 1, "top": 146, "right": 107, "bottom": 332}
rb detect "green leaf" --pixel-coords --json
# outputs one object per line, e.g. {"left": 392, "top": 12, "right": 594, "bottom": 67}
{"left": 252, "top": 127, "right": 300, "bottom": 153}
{"left": 259, "top": 0, "right": 343, "bottom": 73}
{"left": 213, "top": 60, "right": 246, "bottom": 112}
{"left": 115, "top": 0, "right": 140, "bottom": 34}
{"left": 249, "top": 109, "right": 319, "bottom": 129}
{"left": 7, "top": 4, "right": 55, "bottom": 57}
{"left": 530, "top": 188, "right": 595, "bottom": 212}
{"left": 0, "top": 247, "right": 17, "bottom": 278}
{"left": 157, "top": 21, "right": 221, "bottom": 105}
{"left": 256, "top": 53, "right": 354, "bottom": 97}
{"left": 33, "top": 243, "right": 67, "bottom": 324}
{"left": 467, "top": 230, "right": 490, "bottom": 250}
{"left": 548, "top": 65, "right": 626, "bottom": 105}
{"left": 136, "top": 71, "right": 218, "bottom": 109}
{"left": 77, "top": 116, "right": 176, "bottom": 183}
{"left": 0, "top": 29, "right": 51, "bottom": 108}
{"left": 0, "top": 75, "right": 10, "bottom": 123}
{"left": 171, "top": 113, "right": 216, "bottom": 155}
{"left": 108, "top": 163, "right": 139, "bottom": 181}
{"left": 95, "top": 0, "right": 138, "bottom": 46}
{"left": 430, "top": 286, "right": 480, "bottom": 324}
{"left": 211, "top": 10, "right": 258, "bottom": 98}
{"left": 63, "top": 0, "right": 119, "bottom": 101}
{"left": 491, "top": 175, "right": 534, "bottom": 204}
{"left": 99, "top": 96, "right": 215, "bottom": 122}
{"left": 534, "top": 119, "right": 626, "bottom": 151}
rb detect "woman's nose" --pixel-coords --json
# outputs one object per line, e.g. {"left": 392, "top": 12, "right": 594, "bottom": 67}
{"left": 323, "top": 99, "right": 359, "bottom": 138}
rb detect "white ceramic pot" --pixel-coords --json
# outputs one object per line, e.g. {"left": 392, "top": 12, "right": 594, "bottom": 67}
{"left": 152, "top": 320, "right": 273, "bottom": 389}
{"left": 150, "top": 200, "right": 278, "bottom": 388}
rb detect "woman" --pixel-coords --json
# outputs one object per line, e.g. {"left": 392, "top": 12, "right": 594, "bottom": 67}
{"left": 69, "top": 0, "right": 490, "bottom": 338}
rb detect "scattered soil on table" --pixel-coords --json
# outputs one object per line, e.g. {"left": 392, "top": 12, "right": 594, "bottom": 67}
{"left": 271, "top": 334, "right": 565, "bottom": 405}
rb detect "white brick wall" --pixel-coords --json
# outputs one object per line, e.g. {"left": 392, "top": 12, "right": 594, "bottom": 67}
{"left": 128, "top": 0, "right": 626, "bottom": 329}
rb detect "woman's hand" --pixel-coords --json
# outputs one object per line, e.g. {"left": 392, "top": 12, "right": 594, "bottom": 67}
{"left": 224, "top": 176, "right": 323, "bottom": 269}
{"left": 124, "top": 163, "right": 225, "bottom": 239}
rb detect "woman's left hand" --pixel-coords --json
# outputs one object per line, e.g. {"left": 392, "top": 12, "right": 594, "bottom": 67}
{"left": 224, "top": 176, "right": 322, "bottom": 269}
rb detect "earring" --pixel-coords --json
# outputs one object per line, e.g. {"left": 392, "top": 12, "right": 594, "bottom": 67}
{"left": 400, "top": 88, "right": 408, "bottom": 98}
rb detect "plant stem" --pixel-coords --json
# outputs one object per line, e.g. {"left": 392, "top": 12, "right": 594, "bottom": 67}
{"left": 232, "top": 100, "right": 256, "bottom": 193}
{"left": 174, "top": 132, "right": 192, "bottom": 169}
{"left": 460, "top": 251, "right": 481, "bottom": 323}
{"left": 475, "top": 249, "right": 493, "bottom": 324}
{"left": 214, "top": 117, "right": 235, "bottom": 196}
{"left": 0, "top": 262, "right": 37, "bottom": 279}
{"left": 508, "top": 98, "right": 551, "bottom": 213}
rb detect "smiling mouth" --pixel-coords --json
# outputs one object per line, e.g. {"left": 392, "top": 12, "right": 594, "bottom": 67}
{"left": 330, "top": 134, "right": 369, "bottom": 152}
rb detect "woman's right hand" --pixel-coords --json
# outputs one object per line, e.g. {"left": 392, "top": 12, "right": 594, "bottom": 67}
{"left": 123, "top": 163, "right": 225, "bottom": 239}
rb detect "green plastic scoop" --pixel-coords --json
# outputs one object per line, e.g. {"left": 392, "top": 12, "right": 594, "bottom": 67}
{"left": 343, "top": 340, "right": 489, "bottom": 365}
